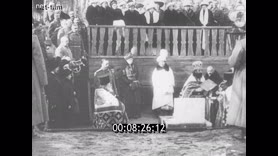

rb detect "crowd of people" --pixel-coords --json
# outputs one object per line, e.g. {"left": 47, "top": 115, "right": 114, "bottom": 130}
{"left": 84, "top": 0, "right": 242, "bottom": 27}
{"left": 32, "top": 0, "right": 245, "bottom": 139}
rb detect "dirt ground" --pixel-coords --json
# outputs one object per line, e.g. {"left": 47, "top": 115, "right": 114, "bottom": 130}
{"left": 32, "top": 128, "right": 246, "bottom": 156}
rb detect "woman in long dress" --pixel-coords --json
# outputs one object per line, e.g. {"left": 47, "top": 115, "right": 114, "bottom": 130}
{"left": 152, "top": 54, "right": 175, "bottom": 116}
{"left": 226, "top": 38, "right": 246, "bottom": 139}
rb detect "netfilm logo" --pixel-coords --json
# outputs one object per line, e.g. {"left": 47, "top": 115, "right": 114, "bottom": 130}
{"left": 36, "top": 4, "right": 63, "bottom": 11}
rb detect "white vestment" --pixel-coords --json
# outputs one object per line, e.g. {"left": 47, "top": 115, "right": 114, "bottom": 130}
{"left": 152, "top": 67, "right": 175, "bottom": 110}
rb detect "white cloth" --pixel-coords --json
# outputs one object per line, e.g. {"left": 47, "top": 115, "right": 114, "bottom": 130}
{"left": 199, "top": 8, "right": 209, "bottom": 26}
{"left": 152, "top": 67, "right": 175, "bottom": 110}
{"left": 94, "top": 87, "right": 119, "bottom": 110}
{"left": 144, "top": 11, "right": 160, "bottom": 24}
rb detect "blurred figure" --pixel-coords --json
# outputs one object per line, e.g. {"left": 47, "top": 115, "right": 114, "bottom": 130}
{"left": 182, "top": 1, "right": 196, "bottom": 26}
{"left": 226, "top": 38, "right": 246, "bottom": 140}
{"left": 55, "top": 36, "right": 73, "bottom": 59}
{"left": 144, "top": 2, "right": 160, "bottom": 26}
{"left": 48, "top": 10, "right": 61, "bottom": 47}
{"left": 121, "top": 52, "right": 142, "bottom": 119}
{"left": 43, "top": 2, "right": 55, "bottom": 26}
{"left": 204, "top": 66, "right": 223, "bottom": 85}
{"left": 69, "top": 11, "right": 75, "bottom": 23}
{"left": 164, "top": 2, "right": 176, "bottom": 26}
{"left": 154, "top": 0, "right": 165, "bottom": 25}
{"left": 124, "top": 1, "right": 140, "bottom": 25}
{"left": 194, "top": 0, "right": 215, "bottom": 26}
{"left": 57, "top": 19, "right": 72, "bottom": 46}
{"left": 67, "top": 24, "right": 85, "bottom": 60}
{"left": 32, "top": 34, "right": 49, "bottom": 136}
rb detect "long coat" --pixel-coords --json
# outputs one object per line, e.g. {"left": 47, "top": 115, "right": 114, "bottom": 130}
{"left": 124, "top": 10, "right": 140, "bottom": 25}
{"left": 32, "top": 35, "right": 49, "bottom": 126}
{"left": 152, "top": 65, "right": 175, "bottom": 110}
{"left": 226, "top": 38, "right": 246, "bottom": 128}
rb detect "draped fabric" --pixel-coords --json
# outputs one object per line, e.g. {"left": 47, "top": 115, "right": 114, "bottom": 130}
{"left": 92, "top": 88, "right": 128, "bottom": 129}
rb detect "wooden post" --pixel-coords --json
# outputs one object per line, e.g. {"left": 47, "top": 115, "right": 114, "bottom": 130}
{"left": 98, "top": 28, "right": 106, "bottom": 56}
{"left": 164, "top": 29, "right": 170, "bottom": 53}
{"left": 107, "top": 28, "right": 114, "bottom": 56}
{"left": 180, "top": 29, "right": 187, "bottom": 56}
{"left": 133, "top": 28, "right": 138, "bottom": 48}
{"left": 188, "top": 29, "right": 194, "bottom": 56}
{"left": 172, "top": 29, "right": 179, "bottom": 56}
{"left": 156, "top": 28, "right": 162, "bottom": 56}
{"left": 218, "top": 29, "right": 225, "bottom": 56}
{"left": 146, "top": 28, "right": 154, "bottom": 56}
{"left": 87, "top": 27, "right": 91, "bottom": 56}
{"left": 91, "top": 27, "right": 97, "bottom": 56}
{"left": 115, "top": 28, "right": 122, "bottom": 56}
{"left": 124, "top": 28, "right": 130, "bottom": 56}
{"left": 211, "top": 29, "right": 218, "bottom": 56}
{"left": 196, "top": 29, "right": 202, "bottom": 56}
{"left": 204, "top": 29, "right": 211, "bottom": 56}
{"left": 140, "top": 28, "right": 146, "bottom": 56}
{"left": 225, "top": 32, "right": 232, "bottom": 57}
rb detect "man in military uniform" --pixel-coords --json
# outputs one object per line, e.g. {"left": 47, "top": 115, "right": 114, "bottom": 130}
{"left": 121, "top": 52, "right": 142, "bottom": 118}
{"left": 67, "top": 24, "right": 85, "bottom": 61}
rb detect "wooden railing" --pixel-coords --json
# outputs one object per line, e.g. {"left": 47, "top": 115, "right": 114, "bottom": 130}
{"left": 87, "top": 25, "right": 245, "bottom": 57}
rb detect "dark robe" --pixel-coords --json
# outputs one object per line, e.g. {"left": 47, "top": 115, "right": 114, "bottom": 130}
{"left": 60, "top": 77, "right": 79, "bottom": 127}
{"left": 138, "top": 13, "right": 147, "bottom": 25}
{"left": 110, "top": 8, "right": 124, "bottom": 21}
{"left": 98, "top": 7, "right": 113, "bottom": 25}
{"left": 124, "top": 10, "right": 140, "bottom": 25}
{"left": 176, "top": 11, "right": 188, "bottom": 26}
{"left": 182, "top": 9, "right": 196, "bottom": 26}
{"left": 194, "top": 9, "right": 215, "bottom": 26}
{"left": 157, "top": 9, "right": 165, "bottom": 26}
{"left": 45, "top": 71, "right": 64, "bottom": 128}
{"left": 204, "top": 71, "right": 223, "bottom": 85}
{"left": 164, "top": 10, "right": 177, "bottom": 26}
{"left": 120, "top": 63, "right": 142, "bottom": 118}
{"left": 86, "top": 5, "right": 97, "bottom": 25}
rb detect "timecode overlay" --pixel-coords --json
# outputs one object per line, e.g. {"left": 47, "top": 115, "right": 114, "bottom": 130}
{"left": 112, "top": 124, "right": 166, "bottom": 133}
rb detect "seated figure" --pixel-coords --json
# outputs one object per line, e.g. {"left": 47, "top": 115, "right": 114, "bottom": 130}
{"left": 92, "top": 71, "right": 128, "bottom": 129}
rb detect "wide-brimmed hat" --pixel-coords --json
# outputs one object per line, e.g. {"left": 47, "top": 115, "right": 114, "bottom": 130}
{"left": 200, "top": 0, "right": 209, "bottom": 6}
{"left": 135, "top": 3, "right": 144, "bottom": 9}
{"left": 146, "top": 2, "right": 157, "bottom": 10}
{"left": 154, "top": 0, "right": 165, "bottom": 8}
{"left": 183, "top": 1, "right": 193, "bottom": 7}
{"left": 166, "top": 2, "right": 175, "bottom": 9}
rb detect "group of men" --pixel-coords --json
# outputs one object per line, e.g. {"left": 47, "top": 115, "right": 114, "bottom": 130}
{"left": 85, "top": 0, "right": 236, "bottom": 27}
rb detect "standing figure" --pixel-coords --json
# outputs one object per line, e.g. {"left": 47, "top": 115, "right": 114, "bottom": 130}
{"left": 152, "top": 50, "right": 175, "bottom": 116}
{"left": 182, "top": 1, "right": 196, "bottom": 26}
{"left": 124, "top": 2, "right": 140, "bottom": 25}
{"left": 164, "top": 2, "right": 177, "bottom": 26}
{"left": 57, "top": 19, "right": 72, "bottom": 46}
{"left": 135, "top": 3, "right": 147, "bottom": 25}
{"left": 86, "top": 0, "right": 99, "bottom": 25}
{"left": 48, "top": 11, "right": 61, "bottom": 47}
{"left": 194, "top": 0, "right": 215, "bottom": 26}
{"left": 32, "top": 34, "right": 49, "bottom": 136}
{"left": 226, "top": 38, "right": 246, "bottom": 140}
{"left": 43, "top": 2, "right": 55, "bottom": 26}
{"left": 67, "top": 24, "right": 85, "bottom": 60}
{"left": 55, "top": 36, "right": 73, "bottom": 59}
{"left": 121, "top": 52, "right": 142, "bottom": 119}
{"left": 144, "top": 3, "right": 160, "bottom": 26}
{"left": 154, "top": 0, "right": 165, "bottom": 25}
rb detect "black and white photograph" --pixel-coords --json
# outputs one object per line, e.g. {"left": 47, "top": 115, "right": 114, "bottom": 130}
{"left": 32, "top": 0, "right": 246, "bottom": 155}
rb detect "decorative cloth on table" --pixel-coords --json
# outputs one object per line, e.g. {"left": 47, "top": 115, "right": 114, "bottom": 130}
{"left": 92, "top": 88, "right": 128, "bottom": 129}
